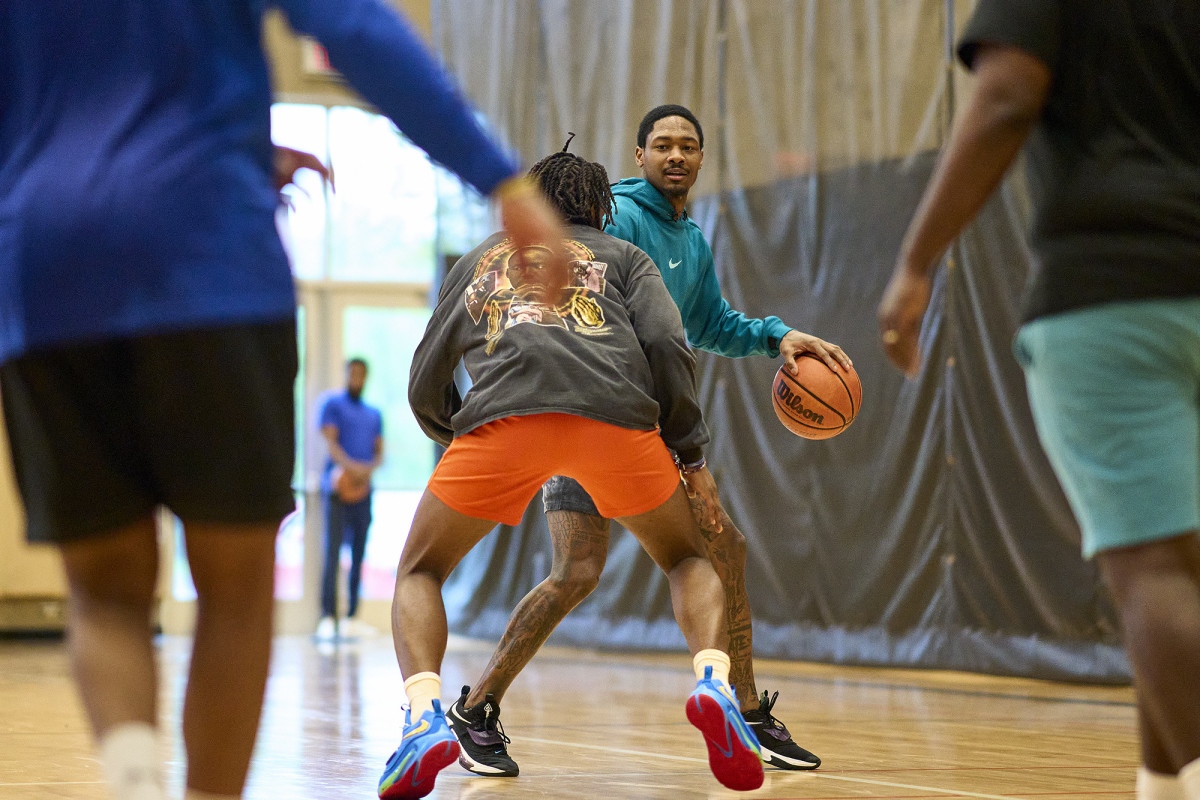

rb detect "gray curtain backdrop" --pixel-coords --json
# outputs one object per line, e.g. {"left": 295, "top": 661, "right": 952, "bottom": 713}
{"left": 430, "top": 0, "right": 1128, "bottom": 683}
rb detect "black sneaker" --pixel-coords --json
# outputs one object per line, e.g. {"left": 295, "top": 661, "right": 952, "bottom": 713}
{"left": 445, "top": 686, "right": 519, "bottom": 777}
{"left": 742, "top": 690, "right": 821, "bottom": 770}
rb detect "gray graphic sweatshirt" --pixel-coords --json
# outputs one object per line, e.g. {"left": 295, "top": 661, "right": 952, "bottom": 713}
{"left": 409, "top": 224, "right": 708, "bottom": 463}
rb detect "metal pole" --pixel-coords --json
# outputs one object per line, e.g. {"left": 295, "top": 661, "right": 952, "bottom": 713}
{"left": 716, "top": 0, "right": 728, "bottom": 207}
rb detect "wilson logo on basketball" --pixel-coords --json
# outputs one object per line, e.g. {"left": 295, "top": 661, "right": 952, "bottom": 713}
{"left": 770, "top": 354, "right": 863, "bottom": 440}
{"left": 774, "top": 382, "right": 824, "bottom": 424}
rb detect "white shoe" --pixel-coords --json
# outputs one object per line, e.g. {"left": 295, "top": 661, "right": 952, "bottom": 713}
{"left": 315, "top": 616, "right": 337, "bottom": 641}
{"left": 341, "top": 618, "right": 379, "bottom": 639}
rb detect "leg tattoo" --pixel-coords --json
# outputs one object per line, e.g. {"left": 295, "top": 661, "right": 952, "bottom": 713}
{"left": 468, "top": 511, "right": 610, "bottom": 706}
{"left": 689, "top": 494, "right": 757, "bottom": 710}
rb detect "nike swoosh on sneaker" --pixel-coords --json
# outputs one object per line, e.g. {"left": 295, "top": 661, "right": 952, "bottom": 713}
{"left": 448, "top": 704, "right": 471, "bottom": 727}
{"left": 690, "top": 692, "right": 737, "bottom": 757}
{"left": 402, "top": 719, "right": 430, "bottom": 742}
{"left": 714, "top": 719, "right": 737, "bottom": 758}
{"left": 668, "top": 258, "right": 682, "bottom": 269}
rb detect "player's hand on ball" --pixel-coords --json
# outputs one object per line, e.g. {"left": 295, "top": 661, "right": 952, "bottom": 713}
{"left": 346, "top": 462, "right": 372, "bottom": 482}
{"left": 780, "top": 330, "right": 852, "bottom": 375}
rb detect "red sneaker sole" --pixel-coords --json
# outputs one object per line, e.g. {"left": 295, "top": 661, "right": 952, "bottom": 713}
{"left": 380, "top": 740, "right": 461, "bottom": 799}
{"left": 686, "top": 693, "right": 765, "bottom": 791}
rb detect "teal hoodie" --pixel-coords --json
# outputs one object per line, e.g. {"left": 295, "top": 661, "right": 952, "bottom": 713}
{"left": 605, "top": 177, "right": 791, "bottom": 358}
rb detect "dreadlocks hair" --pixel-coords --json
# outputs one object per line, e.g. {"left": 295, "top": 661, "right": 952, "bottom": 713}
{"left": 637, "top": 104, "right": 704, "bottom": 149}
{"left": 527, "top": 133, "right": 615, "bottom": 230}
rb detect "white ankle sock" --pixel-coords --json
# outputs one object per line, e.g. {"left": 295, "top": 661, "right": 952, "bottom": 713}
{"left": 692, "top": 649, "right": 731, "bottom": 685}
{"left": 403, "top": 672, "right": 442, "bottom": 718}
{"left": 184, "top": 791, "right": 239, "bottom": 800}
{"left": 1138, "top": 765, "right": 1183, "bottom": 800}
{"left": 1180, "top": 757, "right": 1200, "bottom": 800}
{"left": 97, "top": 722, "right": 165, "bottom": 800}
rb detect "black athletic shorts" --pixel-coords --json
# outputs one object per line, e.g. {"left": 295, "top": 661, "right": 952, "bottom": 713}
{"left": 0, "top": 319, "right": 298, "bottom": 543}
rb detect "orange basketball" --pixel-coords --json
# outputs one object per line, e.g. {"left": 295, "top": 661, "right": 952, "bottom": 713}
{"left": 332, "top": 465, "right": 370, "bottom": 504}
{"left": 771, "top": 354, "right": 862, "bottom": 440}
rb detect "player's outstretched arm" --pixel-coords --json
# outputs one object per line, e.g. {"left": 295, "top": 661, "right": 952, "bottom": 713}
{"left": 278, "top": 0, "right": 516, "bottom": 196}
{"left": 494, "top": 176, "right": 570, "bottom": 291}
{"left": 278, "top": 0, "right": 569, "bottom": 288}
{"left": 684, "top": 248, "right": 789, "bottom": 358}
{"left": 878, "top": 43, "right": 1049, "bottom": 376}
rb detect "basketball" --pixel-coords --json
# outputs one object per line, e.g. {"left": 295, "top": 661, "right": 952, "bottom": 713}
{"left": 332, "top": 465, "right": 370, "bottom": 504}
{"left": 771, "top": 354, "right": 862, "bottom": 440}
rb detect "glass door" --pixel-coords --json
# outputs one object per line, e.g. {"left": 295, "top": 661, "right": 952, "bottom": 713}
{"left": 159, "top": 286, "right": 435, "bottom": 635}
{"left": 298, "top": 284, "right": 435, "bottom": 634}
{"left": 158, "top": 100, "right": 488, "bottom": 636}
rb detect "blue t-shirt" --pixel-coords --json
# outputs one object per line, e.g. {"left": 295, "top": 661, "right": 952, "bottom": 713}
{"left": 319, "top": 390, "right": 383, "bottom": 475}
{"left": 0, "top": 0, "right": 519, "bottom": 364}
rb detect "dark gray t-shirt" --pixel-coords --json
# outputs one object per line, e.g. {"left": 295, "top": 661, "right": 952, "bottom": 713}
{"left": 409, "top": 224, "right": 708, "bottom": 463}
{"left": 959, "top": 0, "right": 1200, "bottom": 321}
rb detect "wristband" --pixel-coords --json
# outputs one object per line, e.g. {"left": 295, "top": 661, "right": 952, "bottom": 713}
{"left": 674, "top": 455, "right": 707, "bottom": 476}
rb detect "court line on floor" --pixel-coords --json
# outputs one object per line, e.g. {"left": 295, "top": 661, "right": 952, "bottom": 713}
{"left": 0, "top": 781, "right": 106, "bottom": 787}
{"left": 501, "top": 650, "right": 1134, "bottom": 708}
{"left": 808, "top": 773, "right": 1029, "bottom": 800}
{"left": 518, "top": 735, "right": 1030, "bottom": 800}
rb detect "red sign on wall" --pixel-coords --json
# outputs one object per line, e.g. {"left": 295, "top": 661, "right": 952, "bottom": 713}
{"left": 300, "top": 37, "right": 342, "bottom": 79}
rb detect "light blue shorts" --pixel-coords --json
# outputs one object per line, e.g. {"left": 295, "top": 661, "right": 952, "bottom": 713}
{"left": 1013, "top": 298, "right": 1200, "bottom": 558}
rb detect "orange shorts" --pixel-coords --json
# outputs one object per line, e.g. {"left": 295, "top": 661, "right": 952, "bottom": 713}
{"left": 427, "top": 413, "right": 681, "bottom": 526}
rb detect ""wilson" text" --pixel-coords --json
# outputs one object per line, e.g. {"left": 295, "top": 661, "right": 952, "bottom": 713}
{"left": 776, "top": 383, "right": 825, "bottom": 424}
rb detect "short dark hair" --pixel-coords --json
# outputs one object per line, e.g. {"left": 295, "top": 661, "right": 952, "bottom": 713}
{"left": 637, "top": 104, "right": 704, "bottom": 149}
{"left": 528, "top": 136, "right": 615, "bottom": 230}
{"left": 346, "top": 357, "right": 368, "bottom": 372}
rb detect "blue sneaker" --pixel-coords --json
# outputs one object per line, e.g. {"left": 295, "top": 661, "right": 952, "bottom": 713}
{"left": 686, "top": 666, "right": 764, "bottom": 791}
{"left": 378, "top": 699, "right": 461, "bottom": 799}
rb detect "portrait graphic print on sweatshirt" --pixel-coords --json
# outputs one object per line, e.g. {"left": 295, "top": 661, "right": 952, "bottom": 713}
{"left": 464, "top": 239, "right": 611, "bottom": 354}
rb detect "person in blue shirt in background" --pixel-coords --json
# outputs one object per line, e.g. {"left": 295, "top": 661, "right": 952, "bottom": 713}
{"left": 449, "top": 106, "right": 847, "bottom": 776}
{"left": 0, "top": 2, "right": 566, "bottom": 799}
{"left": 315, "top": 357, "right": 384, "bottom": 642}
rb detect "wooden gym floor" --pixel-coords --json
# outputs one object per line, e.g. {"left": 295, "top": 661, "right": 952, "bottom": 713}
{"left": 0, "top": 633, "right": 1136, "bottom": 799}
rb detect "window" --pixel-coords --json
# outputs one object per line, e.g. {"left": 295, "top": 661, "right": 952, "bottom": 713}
{"left": 169, "top": 104, "right": 494, "bottom": 617}
{"left": 279, "top": 105, "right": 491, "bottom": 607}
{"left": 272, "top": 103, "right": 494, "bottom": 282}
